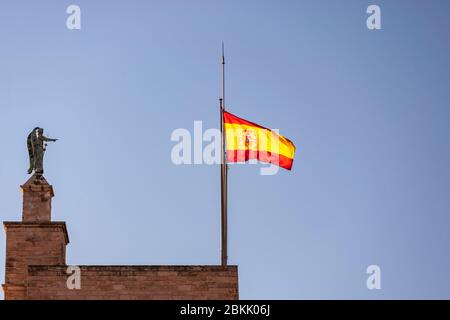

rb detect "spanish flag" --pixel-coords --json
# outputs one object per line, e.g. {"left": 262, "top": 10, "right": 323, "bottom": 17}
{"left": 223, "top": 111, "right": 296, "bottom": 170}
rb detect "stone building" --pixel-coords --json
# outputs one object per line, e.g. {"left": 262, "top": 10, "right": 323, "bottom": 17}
{"left": 2, "top": 174, "right": 238, "bottom": 300}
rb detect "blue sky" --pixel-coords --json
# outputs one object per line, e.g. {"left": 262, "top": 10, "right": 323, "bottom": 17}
{"left": 1, "top": 0, "right": 450, "bottom": 299}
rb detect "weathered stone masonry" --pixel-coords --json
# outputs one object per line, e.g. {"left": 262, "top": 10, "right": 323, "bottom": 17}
{"left": 2, "top": 175, "right": 238, "bottom": 300}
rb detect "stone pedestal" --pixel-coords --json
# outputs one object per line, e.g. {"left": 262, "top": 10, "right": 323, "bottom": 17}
{"left": 2, "top": 175, "right": 69, "bottom": 300}
{"left": 21, "top": 174, "right": 54, "bottom": 222}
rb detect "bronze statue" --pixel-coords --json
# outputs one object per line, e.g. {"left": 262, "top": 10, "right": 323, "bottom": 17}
{"left": 27, "top": 127, "right": 58, "bottom": 175}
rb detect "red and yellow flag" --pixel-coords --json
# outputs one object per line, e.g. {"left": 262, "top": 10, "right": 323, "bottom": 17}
{"left": 223, "top": 111, "right": 296, "bottom": 170}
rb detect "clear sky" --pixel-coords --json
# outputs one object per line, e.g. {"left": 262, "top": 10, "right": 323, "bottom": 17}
{"left": 1, "top": 0, "right": 450, "bottom": 299}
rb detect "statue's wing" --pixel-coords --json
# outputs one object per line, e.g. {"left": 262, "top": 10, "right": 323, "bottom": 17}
{"left": 27, "top": 133, "right": 34, "bottom": 160}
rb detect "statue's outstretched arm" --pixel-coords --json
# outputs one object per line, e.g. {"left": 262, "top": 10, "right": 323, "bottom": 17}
{"left": 41, "top": 135, "right": 58, "bottom": 142}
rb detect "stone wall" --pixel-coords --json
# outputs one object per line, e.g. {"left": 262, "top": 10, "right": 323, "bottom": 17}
{"left": 2, "top": 174, "right": 239, "bottom": 300}
{"left": 27, "top": 265, "right": 238, "bottom": 300}
{"left": 3, "top": 222, "right": 68, "bottom": 300}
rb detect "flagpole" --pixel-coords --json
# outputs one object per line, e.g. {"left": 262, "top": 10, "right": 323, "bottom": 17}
{"left": 220, "top": 43, "right": 228, "bottom": 266}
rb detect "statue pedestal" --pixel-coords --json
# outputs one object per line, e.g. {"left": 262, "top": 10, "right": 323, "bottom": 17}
{"left": 3, "top": 175, "right": 69, "bottom": 300}
{"left": 21, "top": 174, "right": 54, "bottom": 222}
